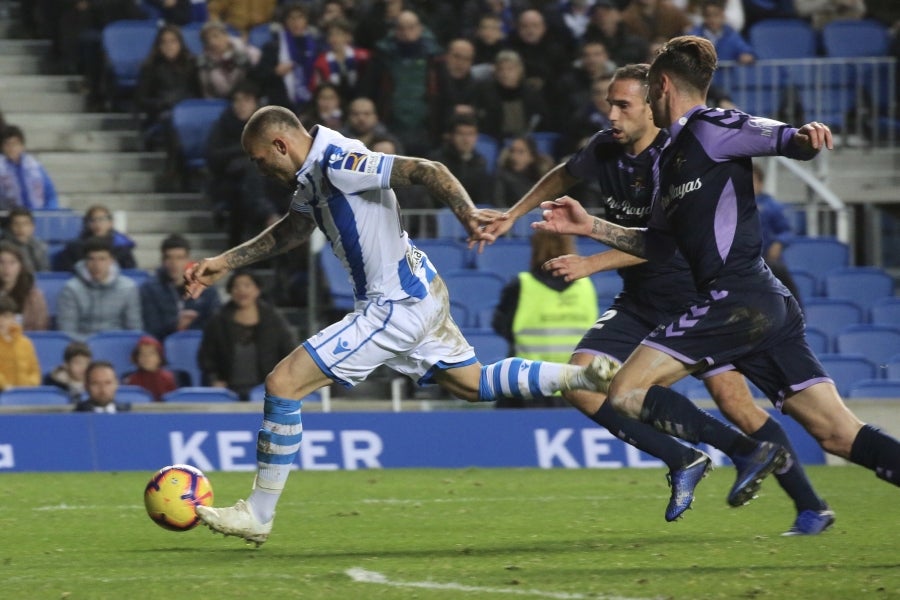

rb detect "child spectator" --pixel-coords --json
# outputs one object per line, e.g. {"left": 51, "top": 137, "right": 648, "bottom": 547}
{"left": 123, "top": 335, "right": 178, "bottom": 401}
{"left": 44, "top": 340, "right": 92, "bottom": 401}
{"left": 74, "top": 360, "right": 130, "bottom": 413}
{"left": 312, "top": 17, "right": 370, "bottom": 101}
{"left": 0, "top": 125, "right": 59, "bottom": 211}
{"left": 0, "top": 241, "right": 48, "bottom": 331}
{"left": 54, "top": 204, "right": 137, "bottom": 272}
{"left": 197, "top": 21, "right": 261, "bottom": 100}
{"left": 1, "top": 207, "right": 50, "bottom": 272}
{"left": 0, "top": 296, "right": 41, "bottom": 391}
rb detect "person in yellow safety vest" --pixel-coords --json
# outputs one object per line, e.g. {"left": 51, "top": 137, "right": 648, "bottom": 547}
{"left": 492, "top": 231, "right": 599, "bottom": 407}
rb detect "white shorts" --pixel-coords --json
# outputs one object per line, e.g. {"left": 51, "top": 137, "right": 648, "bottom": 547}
{"left": 303, "top": 276, "right": 477, "bottom": 387}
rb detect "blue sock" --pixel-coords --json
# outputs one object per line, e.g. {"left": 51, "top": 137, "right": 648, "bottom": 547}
{"left": 751, "top": 417, "right": 827, "bottom": 512}
{"left": 640, "top": 385, "right": 757, "bottom": 457}
{"left": 850, "top": 424, "right": 900, "bottom": 486}
{"left": 247, "top": 392, "right": 303, "bottom": 523}
{"left": 478, "top": 358, "right": 585, "bottom": 401}
{"left": 592, "top": 401, "right": 697, "bottom": 471}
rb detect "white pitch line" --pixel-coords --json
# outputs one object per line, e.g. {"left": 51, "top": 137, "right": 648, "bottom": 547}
{"left": 346, "top": 567, "right": 656, "bottom": 600}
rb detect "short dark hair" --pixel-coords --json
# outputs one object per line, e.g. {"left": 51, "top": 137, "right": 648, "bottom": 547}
{"left": 85, "top": 360, "right": 117, "bottom": 382}
{"left": 0, "top": 295, "right": 17, "bottom": 315}
{"left": 650, "top": 35, "right": 717, "bottom": 95}
{"left": 161, "top": 234, "right": 190, "bottom": 254}
{"left": 82, "top": 236, "right": 113, "bottom": 257}
{"left": 0, "top": 124, "right": 24, "bottom": 145}
{"left": 63, "top": 341, "right": 92, "bottom": 362}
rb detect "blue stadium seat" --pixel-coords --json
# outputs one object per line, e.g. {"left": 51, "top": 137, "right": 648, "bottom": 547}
{"left": 415, "top": 239, "right": 471, "bottom": 271}
{"left": 171, "top": 98, "right": 229, "bottom": 169}
{"left": 162, "top": 387, "right": 240, "bottom": 402}
{"left": 870, "top": 297, "right": 900, "bottom": 327}
{"left": 115, "top": 385, "right": 155, "bottom": 404}
{"left": 782, "top": 237, "right": 849, "bottom": 283}
{"left": 802, "top": 298, "right": 865, "bottom": 343}
{"left": 822, "top": 267, "right": 894, "bottom": 313}
{"left": 836, "top": 324, "right": 900, "bottom": 366}
{"left": 27, "top": 330, "right": 74, "bottom": 377}
{"left": 319, "top": 250, "right": 356, "bottom": 311}
{"left": 0, "top": 385, "right": 71, "bottom": 406}
{"left": 461, "top": 329, "right": 509, "bottom": 364}
{"left": 32, "top": 210, "right": 82, "bottom": 242}
{"left": 441, "top": 270, "right": 507, "bottom": 319}
{"left": 34, "top": 271, "right": 72, "bottom": 318}
{"left": 822, "top": 19, "right": 890, "bottom": 58}
{"left": 804, "top": 327, "right": 829, "bottom": 354}
{"left": 790, "top": 269, "right": 819, "bottom": 300}
{"left": 473, "top": 240, "right": 531, "bottom": 282}
{"left": 163, "top": 329, "right": 204, "bottom": 386}
{"left": 846, "top": 379, "right": 900, "bottom": 399}
{"left": 818, "top": 353, "right": 877, "bottom": 396}
{"left": 86, "top": 330, "right": 148, "bottom": 377}
{"left": 748, "top": 19, "right": 817, "bottom": 59}
{"left": 475, "top": 134, "right": 500, "bottom": 174}
{"left": 102, "top": 20, "right": 159, "bottom": 92}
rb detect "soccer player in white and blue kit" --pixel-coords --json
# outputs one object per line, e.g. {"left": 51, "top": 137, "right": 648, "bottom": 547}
{"left": 184, "top": 106, "right": 616, "bottom": 545}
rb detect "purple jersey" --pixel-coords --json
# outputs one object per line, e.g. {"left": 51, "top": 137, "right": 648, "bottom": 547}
{"left": 566, "top": 129, "right": 698, "bottom": 321}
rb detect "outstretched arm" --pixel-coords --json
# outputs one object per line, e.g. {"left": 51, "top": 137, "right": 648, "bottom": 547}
{"left": 184, "top": 210, "right": 316, "bottom": 299}
{"left": 390, "top": 156, "right": 499, "bottom": 245}
{"left": 533, "top": 196, "right": 649, "bottom": 258}
{"left": 483, "top": 163, "right": 580, "bottom": 239}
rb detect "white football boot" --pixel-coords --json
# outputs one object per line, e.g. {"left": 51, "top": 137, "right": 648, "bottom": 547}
{"left": 196, "top": 500, "right": 273, "bottom": 547}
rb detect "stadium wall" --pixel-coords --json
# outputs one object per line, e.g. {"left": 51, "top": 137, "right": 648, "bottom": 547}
{"left": 0, "top": 408, "right": 833, "bottom": 472}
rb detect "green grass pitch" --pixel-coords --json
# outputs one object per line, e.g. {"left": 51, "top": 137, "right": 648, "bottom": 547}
{"left": 1, "top": 466, "right": 898, "bottom": 599}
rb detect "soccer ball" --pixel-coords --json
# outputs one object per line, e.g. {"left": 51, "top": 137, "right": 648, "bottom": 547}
{"left": 144, "top": 464, "right": 214, "bottom": 531}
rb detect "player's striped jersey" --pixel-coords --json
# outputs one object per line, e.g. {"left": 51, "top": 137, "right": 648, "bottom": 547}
{"left": 290, "top": 126, "right": 435, "bottom": 303}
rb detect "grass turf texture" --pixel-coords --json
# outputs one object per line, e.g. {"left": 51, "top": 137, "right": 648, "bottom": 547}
{"left": 1, "top": 466, "right": 897, "bottom": 599}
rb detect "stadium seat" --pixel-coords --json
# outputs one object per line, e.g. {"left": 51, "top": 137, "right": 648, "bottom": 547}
{"left": 475, "top": 134, "right": 500, "bottom": 174}
{"left": 782, "top": 237, "right": 849, "bottom": 283}
{"left": 32, "top": 210, "right": 82, "bottom": 243}
{"left": 319, "top": 250, "right": 356, "bottom": 311}
{"left": 748, "top": 19, "right": 817, "bottom": 60}
{"left": 27, "top": 330, "right": 74, "bottom": 377}
{"left": 115, "top": 385, "right": 155, "bottom": 404}
{"left": 817, "top": 354, "right": 877, "bottom": 396}
{"left": 790, "top": 269, "right": 818, "bottom": 300}
{"left": 34, "top": 272, "right": 72, "bottom": 318}
{"left": 802, "top": 298, "right": 865, "bottom": 343}
{"left": 835, "top": 324, "right": 900, "bottom": 366}
{"left": 822, "top": 19, "right": 890, "bottom": 58}
{"left": 870, "top": 297, "right": 900, "bottom": 327}
{"left": 0, "top": 385, "right": 71, "bottom": 406}
{"left": 473, "top": 240, "right": 531, "bottom": 282}
{"left": 441, "top": 270, "right": 507, "bottom": 320}
{"left": 163, "top": 329, "right": 204, "bottom": 386}
{"left": 171, "top": 98, "right": 229, "bottom": 169}
{"left": 822, "top": 267, "right": 894, "bottom": 312}
{"left": 162, "top": 387, "right": 239, "bottom": 402}
{"left": 102, "top": 20, "right": 159, "bottom": 93}
{"left": 846, "top": 379, "right": 900, "bottom": 399}
{"left": 461, "top": 329, "right": 509, "bottom": 364}
{"left": 804, "top": 327, "right": 829, "bottom": 354}
{"left": 414, "top": 239, "right": 471, "bottom": 271}
{"left": 86, "top": 330, "right": 148, "bottom": 377}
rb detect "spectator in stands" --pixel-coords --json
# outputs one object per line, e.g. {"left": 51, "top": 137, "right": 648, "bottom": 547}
{"left": 206, "top": 81, "right": 287, "bottom": 246}
{"left": 1, "top": 208, "right": 50, "bottom": 272}
{"left": 491, "top": 231, "right": 598, "bottom": 408}
{"left": 753, "top": 163, "right": 802, "bottom": 301}
{"left": 469, "top": 13, "right": 509, "bottom": 77}
{"left": 428, "top": 38, "right": 478, "bottom": 144}
{"left": 312, "top": 17, "right": 371, "bottom": 101}
{"left": 0, "top": 241, "right": 48, "bottom": 331}
{"left": 198, "top": 270, "right": 296, "bottom": 400}
{"left": 141, "top": 234, "right": 221, "bottom": 341}
{"left": 690, "top": 0, "right": 755, "bottom": 64}
{"left": 123, "top": 335, "right": 178, "bottom": 401}
{"left": 255, "top": 3, "right": 320, "bottom": 114}
{"left": 56, "top": 237, "right": 143, "bottom": 340}
{"left": 507, "top": 9, "right": 571, "bottom": 100}
{"left": 492, "top": 135, "right": 554, "bottom": 208}
{"left": 369, "top": 9, "right": 444, "bottom": 154}
{"left": 54, "top": 205, "right": 137, "bottom": 272}
{"left": 430, "top": 115, "right": 493, "bottom": 202}
{"left": 472, "top": 50, "right": 548, "bottom": 141}
{"left": 0, "top": 125, "right": 58, "bottom": 211}
{"left": 340, "top": 97, "right": 402, "bottom": 150}
{"left": 74, "top": 360, "right": 130, "bottom": 413}
{"left": 555, "top": 40, "right": 617, "bottom": 128}
{"left": 197, "top": 20, "right": 261, "bottom": 100}
{"left": 135, "top": 24, "right": 202, "bottom": 151}
{"left": 621, "top": 0, "right": 692, "bottom": 46}
{"left": 207, "top": 0, "right": 278, "bottom": 38}
{"left": 0, "top": 296, "right": 41, "bottom": 391}
{"left": 583, "top": 1, "right": 650, "bottom": 67}
{"left": 44, "top": 340, "right": 92, "bottom": 401}
{"left": 299, "top": 82, "right": 345, "bottom": 130}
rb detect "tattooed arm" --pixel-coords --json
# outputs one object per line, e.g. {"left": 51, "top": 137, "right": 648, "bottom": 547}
{"left": 184, "top": 210, "right": 316, "bottom": 299}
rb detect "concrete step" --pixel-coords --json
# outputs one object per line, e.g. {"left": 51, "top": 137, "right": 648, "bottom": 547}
{"left": 125, "top": 210, "right": 219, "bottom": 234}
{"left": 0, "top": 39, "right": 51, "bottom": 56}
{"left": 37, "top": 151, "right": 167, "bottom": 174}
{"left": 52, "top": 170, "right": 161, "bottom": 194}
{"left": 0, "top": 74, "right": 83, "bottom": 93}
{"left": 0, "top": 54, "right": 47, "bottom": 75}
{"left": 62, "top": 193, "right": 204, "bottom": 211}
{"left": 28, "top": 129, "right": 143, "bottom": 153}
{"left": 3, "top": 112, "right": 138, "bottom": 132}
{"left": 0, "top": 90, "right": 86, "bottom": 112}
